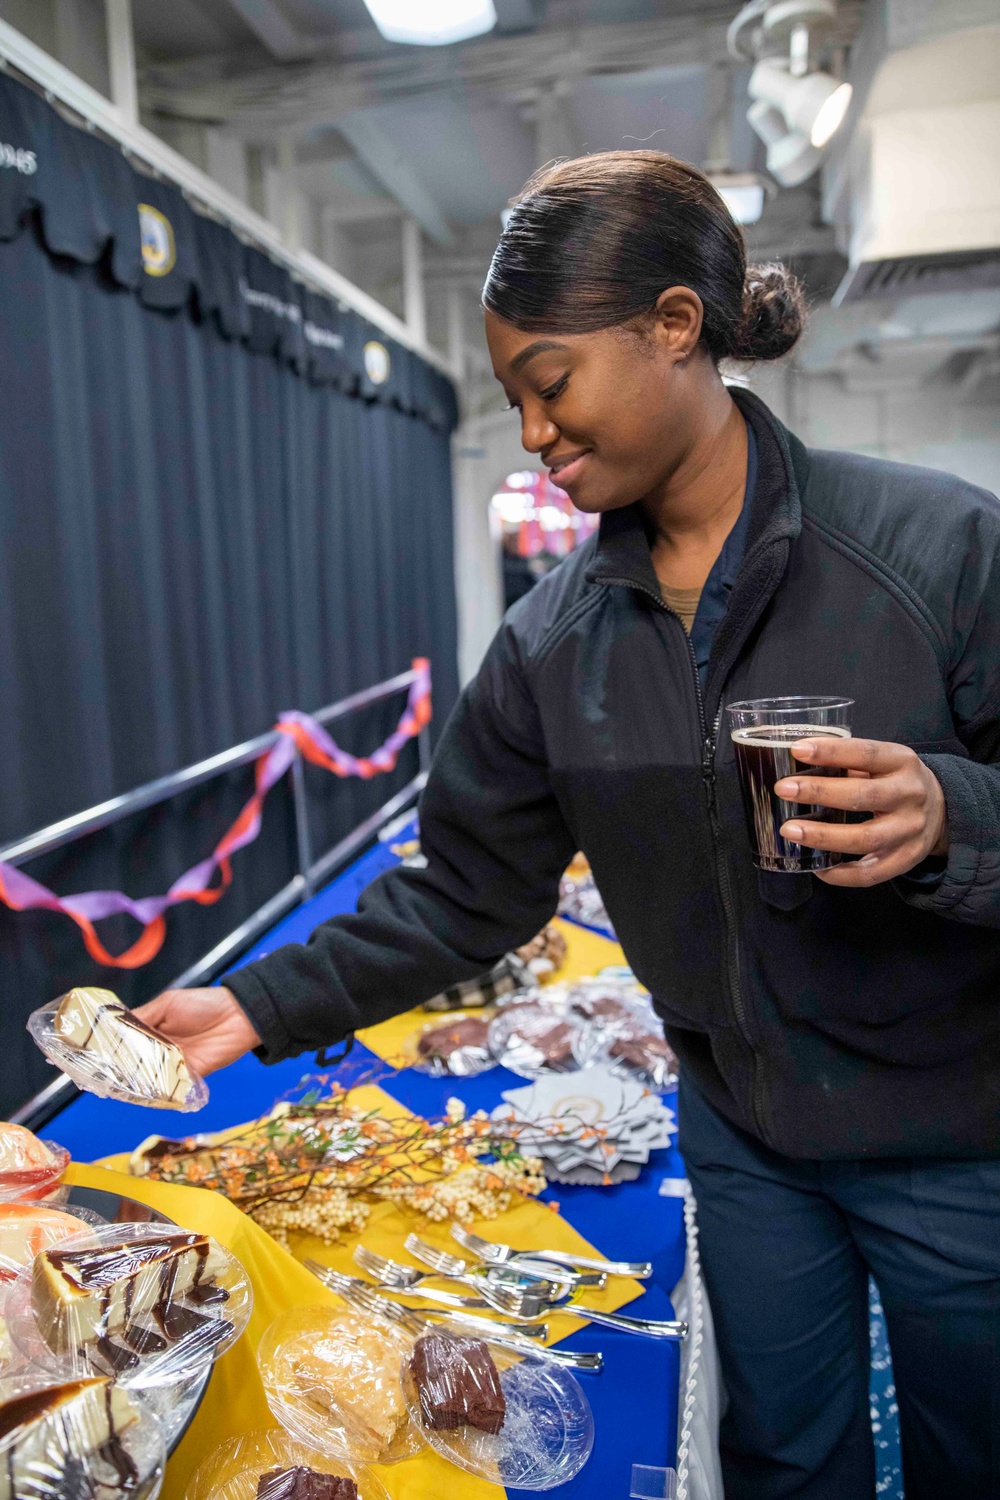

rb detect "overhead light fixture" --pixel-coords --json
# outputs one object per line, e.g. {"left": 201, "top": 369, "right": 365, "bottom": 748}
{"left": 710, "top": 172, "right": 768, "bottom": 225}
{"left": 746, "top": 99, "right": 822, "bottom": 188}
{"left": 363, "top": 0, "right": 497, "bottom": 46}
{"left": 749, "top": 58, "right": 852, "bottom": 149}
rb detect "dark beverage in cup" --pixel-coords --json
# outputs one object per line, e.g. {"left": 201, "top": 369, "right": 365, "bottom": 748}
{"left": 726, "top": 698, "right": 853, "bottom": 874}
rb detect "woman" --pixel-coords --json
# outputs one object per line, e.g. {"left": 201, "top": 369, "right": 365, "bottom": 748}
{"left": 139, "top": 153, "right": 1000, "bottom": 1499}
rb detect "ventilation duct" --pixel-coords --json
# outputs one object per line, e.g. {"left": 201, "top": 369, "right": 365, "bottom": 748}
{"left": 833, "top": 24, "right": 1000, "bottom": 304}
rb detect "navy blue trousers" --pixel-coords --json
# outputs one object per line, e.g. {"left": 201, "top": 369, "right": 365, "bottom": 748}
{"left": 678, "top": 1077, "right": 1000, "bottom": 1499}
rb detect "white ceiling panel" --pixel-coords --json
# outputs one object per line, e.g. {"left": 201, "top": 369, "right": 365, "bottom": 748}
{"left": 342, "top": 93, "right": 536, "bottom": 225}
{"left": 572, "top": 64, "right": 710, "bottom": 164}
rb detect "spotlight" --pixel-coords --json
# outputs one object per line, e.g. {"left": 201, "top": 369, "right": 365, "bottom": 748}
{"left": 363, "top": 0, "right": 497, "bottom": 46}
{"left": 749, "top": 58, "right": 853, "bottom": 149}
{"left": 746, "top": 100, "right": 822, "bottom": 189}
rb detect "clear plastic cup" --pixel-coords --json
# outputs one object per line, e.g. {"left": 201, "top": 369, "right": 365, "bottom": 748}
{"left": 726, "top": 697, "right": 853, "bottom": 873}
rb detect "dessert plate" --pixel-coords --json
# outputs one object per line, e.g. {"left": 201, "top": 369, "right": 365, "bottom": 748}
{"left": 186, "top": 1426, "right": 390, "bottom": 1500}
{"left": 258, "top": 1306, "right": 425, "bottom": 1467}
{"left": 400, "top": 1327, "right": 594, "bottom": 1490}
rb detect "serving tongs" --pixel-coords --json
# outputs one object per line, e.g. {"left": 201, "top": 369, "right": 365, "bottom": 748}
{"left": 452, "top": 1223, "right": 653, "bottom": 1280}
{"left": 303, "top": 1259, "right": 603, "bottom": 1372}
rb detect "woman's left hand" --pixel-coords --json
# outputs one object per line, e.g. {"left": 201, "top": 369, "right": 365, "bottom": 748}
{"left": 775, "top": 737, "right": 948, "bottom": 887}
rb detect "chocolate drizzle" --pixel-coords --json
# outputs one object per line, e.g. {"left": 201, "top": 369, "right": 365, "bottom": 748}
{"left": 0, "top": 1378, "right": 140, "bottom": 1498}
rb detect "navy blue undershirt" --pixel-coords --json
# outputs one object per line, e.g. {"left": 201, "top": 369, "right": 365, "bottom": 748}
{"left": 688, "top": 421, "right": 757, "bottom": 691}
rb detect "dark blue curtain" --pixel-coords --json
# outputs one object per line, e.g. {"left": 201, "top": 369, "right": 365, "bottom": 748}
{"left": 0, "top": 95, "right": 459, "bottom": 1114}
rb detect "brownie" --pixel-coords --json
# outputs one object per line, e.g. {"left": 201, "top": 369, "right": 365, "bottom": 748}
{"left": 417, "top": 1016, "right": 491, "bottom": 1061}
{"left": 256, "top": 1466, "right": 358, "bottom": 1500}
{"left": 531, "top": 1019, "right": 576, "bottom": 1067}
{"left": 610, "top": 1033, "right": 676, "bottom": 1069}
{"left": 572, "top": 996, "right": 631, "bottom": 1022}
{"left": 410, "top": 1333, "right": 506, "bottom": 1435}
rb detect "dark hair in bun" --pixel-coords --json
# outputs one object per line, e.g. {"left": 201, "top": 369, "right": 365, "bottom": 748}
{"left": 484, "top": 150, "right": 806, "bottom": 363}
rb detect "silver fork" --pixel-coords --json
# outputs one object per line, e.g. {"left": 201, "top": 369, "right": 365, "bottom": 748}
{"left": 309, "top": 1258, "right": 544, "bottom": 1323}
{"left": 354, "top": 1243, "right": 494, "bottom": 1296}
{"left": 353, "top": 1245, "right": 551, "bottom": 1319}
{"left": 305, "top": 1254, "right": 551, "bottom": 1338}
{"left": 487, "top": 1279, "right": 689, "bottom": 1341}
{"left": 452, "top": 1223, "right": 653, "bottom": 1279}
{"left": 316, "top": 1271, "right": 603, "bottom": 1374}
{"left": 403, "top": 1234, "right": 607, "bottom": 1291}
{"left": 303, "top": 1260, "right": 602, "bottom": 1371}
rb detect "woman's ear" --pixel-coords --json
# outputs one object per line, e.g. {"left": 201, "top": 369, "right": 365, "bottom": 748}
{"left": 652, "top": 286, "right": 704, "bottom": 362}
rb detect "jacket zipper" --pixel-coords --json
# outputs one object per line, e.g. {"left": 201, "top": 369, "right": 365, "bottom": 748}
{"left": 603, "top": 577, "right": 769, "bottom": 1140}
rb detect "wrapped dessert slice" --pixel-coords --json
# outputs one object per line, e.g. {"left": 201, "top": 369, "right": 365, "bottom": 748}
{"left": 0, "top": 1370, "right": 164, "bottom": 1500}
{"left": 0, "top": 1203, "right": 103, "bottom": 1284}
{"left": 28, "top": 988, "right": 208, "bottom": 1111}
{"left": 186, "top": 1428, "right": 390, "bottom": 1500}
{"left": 0, "top": 1125, "right": 69, "bottom": 1204}
{"left": 6, "top": 1222, "right": 251, "bottom": 1389}
{"left": 258, "top": 1307, "right": 423, "bottom": 1467}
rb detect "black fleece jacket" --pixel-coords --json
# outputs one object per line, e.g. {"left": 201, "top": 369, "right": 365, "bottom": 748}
{"left": 227, "top": 389, "right": 1000, "bottom": 1160}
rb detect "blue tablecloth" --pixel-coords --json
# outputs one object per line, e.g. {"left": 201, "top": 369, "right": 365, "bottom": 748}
{"left": 47, "top": 825, "right": 686, "bottom": 1498}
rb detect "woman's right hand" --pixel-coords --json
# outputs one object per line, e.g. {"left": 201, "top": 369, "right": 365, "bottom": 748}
{"left": 132, "top": 987, "right": 261, "bottom": 1078}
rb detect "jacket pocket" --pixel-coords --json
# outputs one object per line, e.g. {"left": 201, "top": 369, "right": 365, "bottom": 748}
{"left": 757, "top": 870, "right": 813, "bottom": 910}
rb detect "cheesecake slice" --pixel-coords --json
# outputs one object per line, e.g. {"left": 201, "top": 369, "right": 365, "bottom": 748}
{"left": 0, "top": 1376, "right": 139, "bottom": 1500}
{"left": 53, "top": 988, "right": 194, "bottom": 1106}
{"left": 32, "top": 1230, "right": 231, "bottom": 1364}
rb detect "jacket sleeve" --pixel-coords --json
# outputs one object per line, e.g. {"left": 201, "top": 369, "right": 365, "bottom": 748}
{"left": 897, "top": 518, "right": 1000, "bottom": 927}
{"left": 224, "top": 622, "right": 576, "bottom": 1062}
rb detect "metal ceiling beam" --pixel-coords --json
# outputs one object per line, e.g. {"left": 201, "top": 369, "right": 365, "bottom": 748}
{"left": 336, "top": 112, "right": 455, "bottom": 246}
{"left": 222, "top": 0, "right": 312, "bottom": 61}
{"left": 141, "top": 11, "right": 742, "bottom": 129}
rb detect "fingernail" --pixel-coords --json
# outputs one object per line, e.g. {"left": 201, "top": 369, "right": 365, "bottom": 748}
{"left": 792, "top": 739, "right": 815, "bottom": 756}
{"left": 776, "top": 780, "right": 799, "bottom": 797}
{"left": 783, "top": 823, "right": 803, "bottom": 841}
{"left": 859, "top": 855, "right": 878, "bottom": 867}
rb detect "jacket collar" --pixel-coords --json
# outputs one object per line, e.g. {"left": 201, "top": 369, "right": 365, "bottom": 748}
{"left": 585, "top": 386, "right": 805, "bottom": 595}
{"left": 584, "top": 388, "right": 808, "bottom": 717}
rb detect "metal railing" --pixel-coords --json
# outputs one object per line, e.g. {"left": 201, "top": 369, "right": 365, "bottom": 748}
{"left": 6, "top": 669, "right": 431, "bottom": 1129}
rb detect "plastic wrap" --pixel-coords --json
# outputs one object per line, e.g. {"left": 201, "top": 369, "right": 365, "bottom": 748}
{"left": 186, "top": 1428, "right": 391, "bottom": 1500}
{"left": 28, "top": 989, "right": 208, "bottom": 1112}
{"left": 400, "top": 1329, "right": 594, "bottom": 1490}
{"left": 0, "top": 1126, "right": 69, "bottom": 1205}
{"left": 488, "top": 1000, "right": 599, "bottom": 1079}
{"left": 5, "top": 1221, "right": 251, "bottom": 1394}
{"left": 557, "top": 859, "right": 616, "bottom": 939}
{"left": 0, "top": 1203, "right": 105, "bottom": 1286}
{"left": 0, "top": 1367, "right": 164, "bottom": 1500}
{"left": 258, "top": 1307, "right": 423, "bottom": 1467}
{"left": 404, "top": 1012, "right": 497, "bottom": 1078}
{"left": 567, "top": 978, "right": 679, "bottom": 1091}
